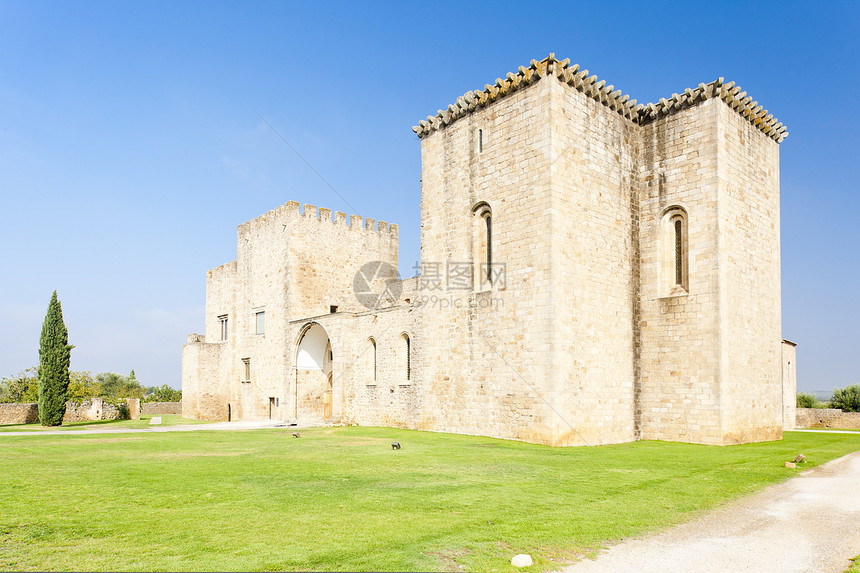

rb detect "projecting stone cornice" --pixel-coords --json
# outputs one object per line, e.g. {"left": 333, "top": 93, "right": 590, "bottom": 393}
{"left": 412, "top": 54, "right": 788, "bottom": 143}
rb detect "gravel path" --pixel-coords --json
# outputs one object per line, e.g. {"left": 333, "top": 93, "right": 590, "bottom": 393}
{"left": 560, "top": 450, "right": 860, "bottom": 573}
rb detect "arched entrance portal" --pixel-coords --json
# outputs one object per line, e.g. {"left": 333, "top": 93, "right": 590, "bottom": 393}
{"left": 295, "top": 323, "right": 334, "bottom": 425}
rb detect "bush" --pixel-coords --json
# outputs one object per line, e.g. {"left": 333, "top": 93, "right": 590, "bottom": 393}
{"left": 831, "top": 385, "right": 860, "bottom": 412}
{"left": 113, "top": 402, "right": 130, "bottom": 420}
{"left": 0, "top": 368, "right": 39, "bottom": 403}
{"left": 97, "top": 371, "right": 145, "bottom": 401}
{"left": 2, "top": 366, "right": 151, "bottom": 407}
{"left": 796, "top": 392, "right": 819, "bottom": 409}
{"left": 144, "top": 385, "right": 182, "bottom": 403}
{"left": 66, "top": 371, "right": 101, "bottom": 404}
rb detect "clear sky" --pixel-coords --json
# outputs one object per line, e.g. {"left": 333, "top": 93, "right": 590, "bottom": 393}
{"left": 0, "top": 1, "right": 857, "bottom": 393}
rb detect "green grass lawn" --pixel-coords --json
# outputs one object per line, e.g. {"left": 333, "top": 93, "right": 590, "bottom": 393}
{"left": 0, "top": 414, "right": 209, "bottom": 432}
{"left": 1, "top": 428, "right": 859, "bottom": 572}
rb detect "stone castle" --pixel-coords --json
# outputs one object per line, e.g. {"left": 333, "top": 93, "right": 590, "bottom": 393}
{"left": 182, "top": 54, "right": 796, "bottom": 446}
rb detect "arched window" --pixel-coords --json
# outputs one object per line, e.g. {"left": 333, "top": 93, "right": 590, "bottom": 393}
{"left": 674, "top": 219, "right": 683, "bottom": 285}
{"left": 662, "top": 207, "right": 688, "bottom": 293}
{"left": 472, "top": 202, "right": 492, "bottom": 290}
{"left": 366, "top": 337, "right": 377, "bottom": 383}
{"left": 400, "top": 333, "right": 411, "bottom": 382}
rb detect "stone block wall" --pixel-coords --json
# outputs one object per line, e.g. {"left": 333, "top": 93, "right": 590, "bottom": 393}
{"left": 796, "top": 408, "right": 860, "bottom": 429}
{"left": 127, "top": 398, "right": 140, "bottom": 420}
{"left": 141, "top": 401, "right": 182, "bottom": 415}
{"left": 716, "top": 101, "right": 783, "bottom": 443}
{"left": 0, "top": 403, "right": 39, "bottom": 425}
{"left": 417, "top": 76, "right": 559, "bottom": 445}
{"left": 782, "top": 341, "right": 797, "bottom": 430}
{"left": 550, "top": 75, "right": 638, "bottom": 446}
{"left": 637, "top": 98, "right": 723, "bottom": 444}
{"left": 185, "top": 197, "right": 405, "bottom": 424}
{"left": 63, "top": 398, "right": 126, "bottom": 422}
{"left": 182, "top": 336, "right": 228, "bottom": 421}
{"left": 0, "top": 399, "right": 130, "bottom": 425}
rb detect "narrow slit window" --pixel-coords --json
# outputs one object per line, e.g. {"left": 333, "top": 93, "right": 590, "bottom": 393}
{"left": 486, "top": 215, "right": 492, "bottom": 283}
{"left": 674, "top": 219, "right": 683, "bottom": 285}
{"left": 663, "top": 207, "right": 688, "bottom": 294}
{"left": 368, "top": 338, "right": 377, "bottom": 382}
{"left": 478, "top": 129, "right": 483, "bottom": 153}
{"left": 401, "top": 333, "right": 411, "bottom": 382}
{"left": 219, "top": 315, "right": 228, "bottom": 341}
{"left": 242, "top": 358, "right": 250, "bottom": 382}
{"left": 472, "top": 202, "right": 493, "bottom": 290}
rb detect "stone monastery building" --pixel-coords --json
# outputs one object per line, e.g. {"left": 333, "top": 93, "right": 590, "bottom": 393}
{"left": 183, "top": 54, "right": 797, "bottom": 446}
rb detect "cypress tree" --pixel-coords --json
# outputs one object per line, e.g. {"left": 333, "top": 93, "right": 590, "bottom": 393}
{"left": 38, "top": 291, "right": 72, "bottom": 426}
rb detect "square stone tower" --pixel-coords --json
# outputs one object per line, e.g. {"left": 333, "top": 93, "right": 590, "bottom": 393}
{"left": 412, "top": 55, "right": 786, "bottom": 445}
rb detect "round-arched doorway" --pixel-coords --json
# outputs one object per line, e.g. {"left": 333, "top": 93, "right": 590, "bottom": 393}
{"left": 295, "top": 323, "right": 333, "bottom": 424}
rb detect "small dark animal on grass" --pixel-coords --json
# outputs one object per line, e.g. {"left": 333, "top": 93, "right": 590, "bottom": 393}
{"left": 292, "top": 432, "right": 300, "bottom": 438}
{"left": 391, "top": 441, "right": 401, "bottom": 450}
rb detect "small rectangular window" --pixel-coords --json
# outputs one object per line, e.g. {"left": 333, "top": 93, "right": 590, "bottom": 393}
{"left": 218, "top": 315, "right": 228, "bottom": 341}
{"left": 330, "top": 305, "right": 338, "bottom": 314}
{"left": 255, "top": 311, "right": 265, "bottom": 335}
{"left": 242, "top": 358, "right": 250, "bottom": 382}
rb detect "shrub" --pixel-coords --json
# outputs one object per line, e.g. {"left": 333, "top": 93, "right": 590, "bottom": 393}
{"left": 0, "top": 368, "right": 39, "bottom": 403}
{"left": 144, "top": 385, "right": 182, "bottom": 403}
{"left": 66, "top": 371, "right": 101, "bottom": 404}
{"left": 796, "top": 392, "right": 819, "bottom": 409}
{"left": 831, "top": 385, "right": 860, "bottom": 413}
{"left": 97, "top": 371, "right": 145, "bottom": 401}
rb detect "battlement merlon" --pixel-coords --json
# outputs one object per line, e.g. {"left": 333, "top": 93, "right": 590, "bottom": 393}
{"left": 412, "top": 53, "right": 787, "bottom": 143}
{"left": 236, "top": 200, "right": 398, "bottom": 239}
{"left": 206, "top": 259, "right": 237, "bottom": 280}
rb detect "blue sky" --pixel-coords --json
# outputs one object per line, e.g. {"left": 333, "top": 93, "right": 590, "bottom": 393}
{"left": 0, "top": 1, "right": 857, "bottom": 393}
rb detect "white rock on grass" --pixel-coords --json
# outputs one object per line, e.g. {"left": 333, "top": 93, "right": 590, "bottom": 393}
{"left": 511, "top": 554, "right": 533, "bottom": 568}
{"left": 149, "top": 416, "right": 162, "bottom": 425}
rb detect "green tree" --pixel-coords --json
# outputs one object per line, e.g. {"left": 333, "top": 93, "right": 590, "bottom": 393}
{"left": 66, "top": 371, "right": 101, "bottom": 403}
{"left": 796, "top": 392, "right": 820, "bottom": 409}
{"left": 0, "top": 368, "right": 39, "bottom": 403}
{"left": 38, "top": 291, "right": 73, "bottom": 426}
{"left": 97, "top": 371, "right": 144, "bottom": 401}
{"left": 831, "top": 385, "right": 860, "bottom": 413}
{"left": 144, "top": 384, "right": 182, "bottom": 402}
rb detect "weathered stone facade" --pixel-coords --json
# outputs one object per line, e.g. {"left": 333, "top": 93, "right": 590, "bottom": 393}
{"left": 782, "top": 340, "right": 798, "bottom": 430}
{"left": 796, "top": 408, "right": 860, "bottom": 429}
{"left": 0, "top": 403, "right": 39, "bottom": 425}
{"left": 141, "top": 401, "right": 182, "bottom": 416}
{"left": 63, "top": 398, "right": 126, "bottom": 422}
{"left": 183, "top": 54, "right": 793, "bottom": 446}
{"left": 0, "top": 399, "right": 130, "bottom": 425}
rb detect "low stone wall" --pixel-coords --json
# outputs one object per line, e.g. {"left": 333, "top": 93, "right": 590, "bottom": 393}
{"left": 63, "top": 398, "right": 126, "bottom": 422}
{"left": 0, "top": 403, "right": 39, "bottom": 425}
{"left": 141, "top": 401, "right": 182, "bottom": 415}
{"left": 1, "top": 398, "right": 130, "bottom": 425}
{"left": 796, "top": 408, "right": 860, "bottom": 429}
